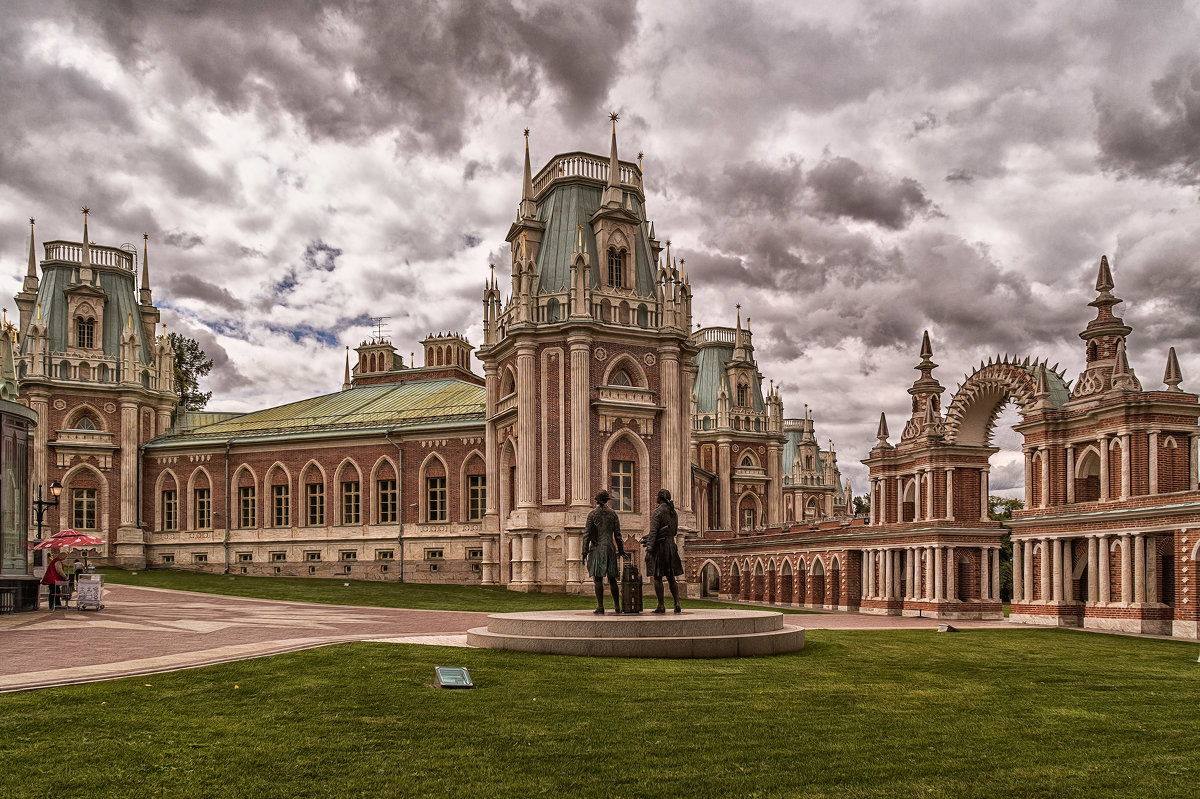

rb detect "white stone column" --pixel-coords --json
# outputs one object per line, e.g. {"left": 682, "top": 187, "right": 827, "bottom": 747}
{"left": 1133, "top": 534, "right": 1146, "bottom": 604}
{"left": 980, "top": 546, "right": 991, "bottom": 600}
{"left": 1060, "top": 539, "right": 1072, "bottom": 602}
{"left": 1120, "top": 533, "right": 1132, "bottom": 604}
{"left": 926, "top": 546, "right": 935, "bottom": 600}
{"left": 1120, "top": 434, "right": 1131, "bottom": 500}
{"left": 908, "top": 548, "right": 917, "bottom": 599}
{"left": 1039, "top": 539, "right": 1051, "bottom": 603}
{"left": 1191, "top": 433, "right": 1199, "bottom": 490}
{"left": 1065, "top": 445, "right": 1075, "bottom": 504}
{"left": 1147, "top": 536, "right": 1157, "bottom": 604}
{"left": 660, "top": 344, "right": 683, "bottom": 508}
{"left": 947, "top": 545, "right": 957, "bottom": 600}
{"left": 1098, "top": 536, "right": 1111, "bottom": 604}
{"left": 1051, "top": 539, "right": 1063, "bottom": 602}
{"left": 884, "top": 548, "right": 894, "bottom": 600}
{"left": 515, "top": 345, "right": 537, "bottom": 508}
{"left": 717, "top": 441, "right": 732, "bottom": 531}
{"left": 926, "top": 471, "right": 935, "bottom": 520}
{"left": 934, "top": 546, "right": 945, "bottom": 600}
{"left": 1024, "top": 450, "right": 1034, "bottom": 508}
{"left": 1040, "top": 447, "right": 1050, "bottom": 508}
{"left": 1086, "top": 536, "right": 1098, "bottom": 605}
{"left": 944, "top": 468, "right": 954, "bottom": 520}
{"left": 895, "top": 476, "right": 903, "bottom": 522}
{"left": 870, "top": 479, "right": 878, "bottom": 524}
{"left": 1099, "top": 437, "right": 1109, "bottom": 501}
{"left": 1012, "top": 539, "right": 1024, "bottom": 602}
{"left": 992, "top": 548, "right": 1001, "bottom": 601}
{"left": 1023, "top": 541, "right": 1033, "bottom": 602}
{"left": 914, "top": 472, "right": 922, "bottom": 521}
{"left": 979, "top": 468, "right": 990, "bottom": 521}
{"left": 1148, "top": 431, "right": 1159, "bottom": 495}
{"left": 568, "top": 337, "right": 592, "bottom": 507}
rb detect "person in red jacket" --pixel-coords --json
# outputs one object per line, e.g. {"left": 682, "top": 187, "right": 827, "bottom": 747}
{"left": 40, "top": 549, "right": 67, "bottom": 609}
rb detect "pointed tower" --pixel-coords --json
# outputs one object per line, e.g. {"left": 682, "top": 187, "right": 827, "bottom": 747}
{"left": 1163, "top": 346, "right": 1183, "bottom": 392}
{"left": 874, "top": 412, "right": 892, "bottom": 450}
{"left": 903, "top": 330, "right": 944, "bottom": 440}
{"left": 342, "top": 347, "right": 352, "bottom": 391}
{"left": 140, "top": 233, "right": 152, "bottom": 304}
{"left": 603, "top": 112, "right": 623, "bottom": 208}
{"left": 1073, "top": 255, "right": 1138, "bottom": 399}
{"left": 15, "top": 218, "right": 40, "bottom": 333}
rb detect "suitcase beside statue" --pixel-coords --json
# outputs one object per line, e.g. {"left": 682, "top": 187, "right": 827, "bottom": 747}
{"left": 620, "top": 554, "right": 643, "bottom": 614}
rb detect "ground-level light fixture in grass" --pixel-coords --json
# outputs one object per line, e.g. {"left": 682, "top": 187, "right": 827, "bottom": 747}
{"left": 434, "top": 666, "right": 473, "bottom": 689}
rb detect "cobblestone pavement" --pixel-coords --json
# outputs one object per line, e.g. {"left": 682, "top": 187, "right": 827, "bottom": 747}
{"left": 0, "top": 584, "right": 1033, "bottom": 692}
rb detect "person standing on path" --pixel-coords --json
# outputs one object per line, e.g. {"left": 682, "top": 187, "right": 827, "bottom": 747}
{"left": 582, "top": 490, "right": 624, "bottom": 615}
{"left": 643, "top": 488, "right": 684, "bottom": 614}
{"left": 41, "top": 549, "right": 67, "bottom": 609}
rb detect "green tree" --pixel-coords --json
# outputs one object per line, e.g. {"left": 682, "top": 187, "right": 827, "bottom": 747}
{"left": 852, "top": 494, "right": 871, "bottom": 517}
{"left": 169, "top": 332, "right": 214, "bottom": 412}
{"left": 987, "top": 495, "right": 1023, "bottom": 602}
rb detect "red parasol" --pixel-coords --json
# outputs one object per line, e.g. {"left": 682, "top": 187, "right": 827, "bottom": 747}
{"left": 30, "top": 529, "right": 105, "bottom": 550}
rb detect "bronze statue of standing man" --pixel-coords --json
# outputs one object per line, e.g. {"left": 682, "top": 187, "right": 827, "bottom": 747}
{"left": 643, "top": 488, "right": 684, "bottom": 613}
{"left": 583, "top": 490, "right": 624, "bottom": 614}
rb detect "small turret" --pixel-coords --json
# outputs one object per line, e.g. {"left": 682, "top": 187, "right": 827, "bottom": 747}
{"left": 1163, "top": 346, "right": 1183, "bottom": 392}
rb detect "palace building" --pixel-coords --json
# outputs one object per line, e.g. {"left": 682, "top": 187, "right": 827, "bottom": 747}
{"left": 11, "top": 123, "right": 1195, "bottom": 638}
{"left": 6, "top": 123, "right": 845, "bottom": 592}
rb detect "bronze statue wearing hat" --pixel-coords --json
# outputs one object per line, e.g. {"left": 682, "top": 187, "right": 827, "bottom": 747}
{"left": 582, "top": 490, "right": 625, "bottom": 614}
{"left": 643, "top": 488, "right": 684, "bottom": 613}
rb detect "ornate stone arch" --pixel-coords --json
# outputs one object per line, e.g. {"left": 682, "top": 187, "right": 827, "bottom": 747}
{"left": 600, "top": 428, "right": 650, "bottom": 515}
{"left": 61, "top": 462, "right": 109, "bottom": 535}
{"left": 369, "top": 456, "right": 399, "bottom": 525}
{"left": 601, "top": 354, "right": 648, "bottom": 388}
{"left": 332, "top": 458, "right": 363, "bottom": 526}
{"left": 154, "top": 468, "right": 180, "bottom": 531}
{"left": 737, "top": 449, "right": 761, "bottom": 468}
{"left": 781, "top": 559, "right": 793, "bottom": 576}
{"left": 419, "top": 451, "right": 450, "bottom": 522}
{"left": 231, "top": 464, "right": 259, "bottom": 528}
{"left": 184, "top": 467, "right": 214, "bottom": 530}
{"left": 942, "top": 358, "right": 1067, "bottom": 446}
{"left": 264, "top": 462, "right": 293, "bottom": 528}
{"left": 736, "top": 488, "right": 762, "bottom": 532}
{"left": 499, "top": 365, "right": 517, "bottom": 396}
{"left": 64, "top": 403, "right": 105, "bottom": 430}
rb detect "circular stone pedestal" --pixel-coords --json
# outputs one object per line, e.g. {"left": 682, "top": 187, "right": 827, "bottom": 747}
{"left": 466, "top": 609, "right": 804, "bottom": 658}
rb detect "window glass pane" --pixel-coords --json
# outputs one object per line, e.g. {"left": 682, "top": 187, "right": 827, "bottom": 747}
{"left": 377, "top": 479, "right": 397, "bottom": 523}
{"left": 610, "top": 460, "right": 633, "bottom": 512}
{"left": 342, "top": 480, "right": 360, "bottom": 525}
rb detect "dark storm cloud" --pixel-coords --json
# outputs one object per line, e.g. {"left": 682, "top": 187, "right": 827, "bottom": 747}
{"left": 164, "top": 230, "right": 205, "bottom": 250}
{"left": 1096, "top": 53, "right": 1200, "bottom": 187}
{"left": 165, "top": 274, "right": 245, "bottom": 312}
{"left": 806, "top": 156, "right": 939, "bottom": 230}
{"left": 76, "top": 0, "right": 638, "bottom": 153}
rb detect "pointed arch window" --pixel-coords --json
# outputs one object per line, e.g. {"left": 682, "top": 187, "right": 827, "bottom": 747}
{"left": 76, "top": 317, "right": 95, "bottom": 349}
{"left": 737, "top": 382, "right": 749, "bottom": 407}
{"left": 73, "top": 416, "right": 96, "bottom": 430}
{"left": 740, "top": 454, "right": 754, "bottom": 467}
{"left": 610, "top": 369, "right": 632, "bottom": 387}
{"left": 607, "top": 247, "right": 627, "bottom": 288}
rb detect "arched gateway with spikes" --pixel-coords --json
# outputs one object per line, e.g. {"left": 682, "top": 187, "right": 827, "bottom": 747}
{"left": 857, "top": 256, "right": 1200, "bottom": 636}
{"left": 686, "top": 255, "right": 1200, "bottom": 640}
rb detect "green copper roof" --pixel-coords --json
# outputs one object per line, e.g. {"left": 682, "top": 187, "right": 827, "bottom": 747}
{"left": 151, "top": 378, "right": 485, "bottom": 444}
{"left": 534, "top": 183, "right": 657, "bottom": 298}
{"left": 22, "top": 262, "right": 152, "bottom": 365}
{"left": 693, "top": 344, "right": 765, "bottom": 415}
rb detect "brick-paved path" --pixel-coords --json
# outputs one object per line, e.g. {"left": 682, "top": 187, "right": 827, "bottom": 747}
{"left": 0, "top": 584, "right": 491, "bottom": 693}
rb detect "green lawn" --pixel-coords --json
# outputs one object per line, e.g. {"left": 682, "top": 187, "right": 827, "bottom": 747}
{"left": 97, "top": 567, "right": 813, "bottom": 613}
{"left": 2, "top": 630, "right": 1198, "bottom": 798}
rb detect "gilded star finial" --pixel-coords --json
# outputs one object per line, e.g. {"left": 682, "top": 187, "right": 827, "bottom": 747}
{"left": 81, "top": 206, "right": 90, "bottom": 217}
{"left": 609, "top": 111, "right": 619, "bottom": 123}
{"left": 523, "top": 127, "right": 530, "bottom": 138}
{"left": 143, "top": 232, "right": 148, "bottom": 241}
{"left": 29, "top": 217, "right": 35, "bottom": 226}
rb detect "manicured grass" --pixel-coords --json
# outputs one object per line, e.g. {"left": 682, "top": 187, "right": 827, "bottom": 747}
{"left": 97, "top": 567, "right": 813, "bottom": 613}
{"left": 2, "top": 630, "right": 1198, "bottom": 798}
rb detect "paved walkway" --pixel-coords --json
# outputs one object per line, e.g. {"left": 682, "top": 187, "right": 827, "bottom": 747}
{"left": 0, "top": 584, "right": 489, "bottom": 693}
{"left": 0, "top": 585, "right": 1028, "bottom": 693}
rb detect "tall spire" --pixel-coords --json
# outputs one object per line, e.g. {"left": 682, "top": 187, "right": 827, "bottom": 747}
{"left": 26, "top": 218, "right": 36, "bottom": 279}
{"left": 342, "top": 346, "right": 352, "bottom": 391}
{"left": 140, "top": 232, "right": 152, "bottom": 303}
{"left": 1163, "top": 346, "right": 1183, "bottom": 392}
{"left": 607, "top": 112, "right": 620, "bottom": 188}
{"left": 875, "top": 412, "right": 891, "bottom": 448}
{"left": 80, "top": 206, "right": 91, "bottom": 268}
{"left": 519, "top": 127, "right": 537, "bottom": 220}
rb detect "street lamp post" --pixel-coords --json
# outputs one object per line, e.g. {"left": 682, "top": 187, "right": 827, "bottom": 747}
{"left": 33, "top": 480, "right": 64, "bottom": 541}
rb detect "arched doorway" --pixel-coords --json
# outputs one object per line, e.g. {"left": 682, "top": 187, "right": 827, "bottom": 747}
{"left": 780, "top": 561, "right": 793, "bottom": 605}
{"left": 796, "top": 561, "right": 807, "bottom": 605}
{"left": 752, "top": 562, "right": 765, "bottom": 602}
{"left": 811, "top": 559, "right": 826, "bottom": 608}
{"left": 829, "top": 557, "right": 842, "bottom": 608}
{"left": 700, "top": 562, "right": 720, "bottom": 597}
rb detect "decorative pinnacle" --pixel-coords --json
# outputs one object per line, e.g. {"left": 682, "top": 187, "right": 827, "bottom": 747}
{"left": 81, "top": 206, "right": 90, "bottom": 217}
{"left": 523, "top": 127, "right": 529, "bottom": 139}
{"left": 1163, "top": 346, "right": 1183, "bottom": 391}
{"left": 609, "top": 111, "right": 620, "bottom": 124}
{"left": 143, "top": 232, "right": 148, "bottom": 241}
{"left": 29, "top": 217, "right": 34, "bottom": 225}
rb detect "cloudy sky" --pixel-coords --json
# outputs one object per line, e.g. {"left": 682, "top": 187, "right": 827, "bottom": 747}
{"left": 4, "top": 0, "right": 1199, "bottom": 498}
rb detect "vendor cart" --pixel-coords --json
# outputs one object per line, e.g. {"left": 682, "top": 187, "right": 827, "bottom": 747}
{"left": 74, "top": 573, "right": 104, "bottom": 611}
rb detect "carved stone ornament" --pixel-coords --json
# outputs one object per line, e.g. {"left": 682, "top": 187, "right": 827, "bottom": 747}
{"left": 758, "top": 446, "right": 766, "bottom": 454}
{"left": 104, "top": 402, "right": 117, "bottom": 413}
{"left": 53, "top": 399, "right": 66, "bottom": 410}
{"left": 594, "top": 347, "right": 608, "bottom": 362}
{"left": 643, "top": 353, "right": 657, "bottom": 366}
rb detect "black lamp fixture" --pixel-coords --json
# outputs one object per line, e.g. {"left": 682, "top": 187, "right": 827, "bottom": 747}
{"left": 32, "top": 480, "right": 63, "bottom": 541}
